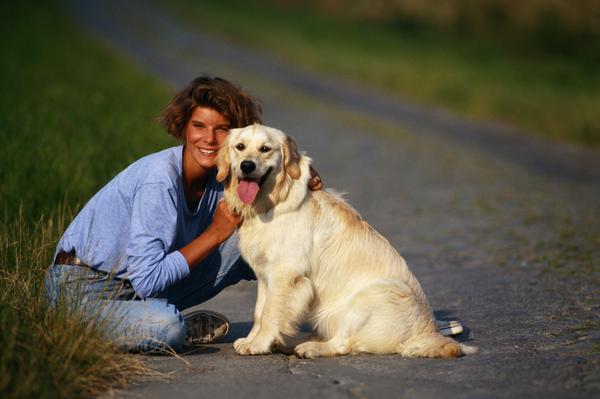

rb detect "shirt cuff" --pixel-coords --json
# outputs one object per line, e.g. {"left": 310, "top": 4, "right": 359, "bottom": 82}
{"left": 171, "top": 250, "right": 191, "bottom": 280}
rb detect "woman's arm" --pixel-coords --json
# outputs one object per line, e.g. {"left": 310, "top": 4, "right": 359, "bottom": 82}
{"left": 126, "top": 183, "right": 191, "bottom": 298}
{"left": 127, "top": 185, "right": 238, "bottom": 297}
{"left": 179, "top": 201, "right": 240, "bottom": 270}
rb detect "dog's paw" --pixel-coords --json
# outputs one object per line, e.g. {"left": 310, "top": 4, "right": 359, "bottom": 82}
{"left": 233, "top": 337, "right": 251, "bottom": 352}
{"left": 294, "top": 342, "right": 323, "bottom": 359}
{"left": 234, "top": 337, "right": 273, "bottom": 355}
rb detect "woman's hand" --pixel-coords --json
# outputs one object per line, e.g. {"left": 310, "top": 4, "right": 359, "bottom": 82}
{"left": 309, "top": 166, "right": 323, "bottom": 191}
{"left": 209, "top": 200, "right": 242, "bottom": 243}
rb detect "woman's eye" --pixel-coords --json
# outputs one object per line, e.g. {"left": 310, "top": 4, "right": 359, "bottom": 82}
{"left": 235, "top": 143, "right": 246, "bottom": 151}
{"left": 259, "top": 146, "right": 271, "bottom": 153}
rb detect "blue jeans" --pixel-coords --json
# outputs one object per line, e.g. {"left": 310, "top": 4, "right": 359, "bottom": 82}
{"left": 44, "top": 233, "right": 255, "bottom": 353}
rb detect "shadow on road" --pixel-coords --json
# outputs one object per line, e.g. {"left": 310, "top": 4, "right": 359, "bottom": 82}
{"left": 215, "top": 321, "right": 253, "bottom": 344}
{"left": 180, "top": 346, "right": 221, "bottom": 356}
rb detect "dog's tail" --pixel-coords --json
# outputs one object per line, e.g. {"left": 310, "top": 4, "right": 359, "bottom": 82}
{"left": 399, "top": 333, "right": 478, "bottom": 358}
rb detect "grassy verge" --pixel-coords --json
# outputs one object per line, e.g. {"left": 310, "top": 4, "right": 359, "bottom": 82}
{"left": 158, "top": 0, "right": 600, "bottom": 147}
{"left": 0, "top": 208, "right": 152, "bottom": 398}
{"left": 0, "top": 1, "right": 174, "bottom": 398}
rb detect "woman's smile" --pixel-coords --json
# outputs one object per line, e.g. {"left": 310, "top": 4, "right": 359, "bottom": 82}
{"left": 197, "top": 147, "right": 218, "bottom": 157}
{"left": 183, "top": 107, "right": 230, "bottom": 173}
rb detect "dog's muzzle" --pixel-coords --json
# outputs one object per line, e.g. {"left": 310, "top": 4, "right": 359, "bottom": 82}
{"left": 240, "top": 160, "right": 256, "bottom": 175}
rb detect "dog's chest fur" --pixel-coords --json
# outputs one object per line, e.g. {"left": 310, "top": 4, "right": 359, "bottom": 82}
{"left": 237, "top": 219, "right": 271, "bottom": 275}
{"left": 237, "top": 206, "right": 311, "bottom": 277}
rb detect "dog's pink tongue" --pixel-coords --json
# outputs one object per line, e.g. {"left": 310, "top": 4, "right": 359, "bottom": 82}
{"left": 237, "top": 179, "right": 260, "bottom": 204}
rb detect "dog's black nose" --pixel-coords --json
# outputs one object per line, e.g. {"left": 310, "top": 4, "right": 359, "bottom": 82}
{"left": 240, "top": 160, "right": 256, "bottom": 175}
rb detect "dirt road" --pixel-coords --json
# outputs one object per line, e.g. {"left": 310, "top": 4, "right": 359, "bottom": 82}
{"left": 69, "top": 1, "right": 600, "bottom": 397}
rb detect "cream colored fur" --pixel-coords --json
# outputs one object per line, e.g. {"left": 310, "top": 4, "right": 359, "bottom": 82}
{"left": 217, "top": 124, "right": 473, "bottom": 358}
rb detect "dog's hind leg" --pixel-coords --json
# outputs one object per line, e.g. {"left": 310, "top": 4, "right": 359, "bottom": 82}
{"left": 294, "top": 337, "right": 351, "bottom": 358}
{"left": 399, "top": 333, "right": 471, "bottom": 358}
{"left": 296, "top": 280, "right": 427, "bottom": 357}
{"left": 295, "top": 300, "right": 371, "bottom": 358}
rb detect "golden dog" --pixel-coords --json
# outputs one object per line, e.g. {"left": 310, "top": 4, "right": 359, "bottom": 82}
{"left": 216, "top": 124, "right": 474, "bottom": 358}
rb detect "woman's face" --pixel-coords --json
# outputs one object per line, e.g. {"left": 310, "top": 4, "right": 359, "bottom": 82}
{"left": 183, "top": 106, "right": 230, "bottom": 171}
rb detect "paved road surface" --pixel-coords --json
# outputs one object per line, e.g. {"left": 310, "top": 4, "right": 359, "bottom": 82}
{"left": 68, "top": 1, "right": 600, "bottom": 397}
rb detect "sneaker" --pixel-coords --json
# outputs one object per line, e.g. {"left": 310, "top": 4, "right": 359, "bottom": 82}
{"left": 437, "top": 320, "right": 464, "bottom": 336}
{"left": 184, "top": 310, "right": 230, "bottom": 345}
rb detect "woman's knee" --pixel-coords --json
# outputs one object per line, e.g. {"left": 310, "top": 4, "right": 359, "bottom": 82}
{"left": 112, "top": 301, "right": 186, "bottom": 353}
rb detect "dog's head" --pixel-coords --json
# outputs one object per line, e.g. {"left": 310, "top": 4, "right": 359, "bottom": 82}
{"left": 216, "top": 124, "right": 305, "bottom": 213}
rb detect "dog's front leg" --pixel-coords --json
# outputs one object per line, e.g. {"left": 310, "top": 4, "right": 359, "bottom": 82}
{"left": 233, "top": 278, "right": 267, "bottom": 351}
{"left": 235, "top": 270, "right": 314, "bottom": 355}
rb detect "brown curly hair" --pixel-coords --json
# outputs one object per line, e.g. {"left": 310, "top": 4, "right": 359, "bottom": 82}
{"left": 159, "top": 76, "right": 262, "bottom": 140}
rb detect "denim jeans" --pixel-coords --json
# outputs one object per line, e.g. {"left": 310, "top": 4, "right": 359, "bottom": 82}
{"left": 44, "top": 233, "right": 255, "bottom": 353}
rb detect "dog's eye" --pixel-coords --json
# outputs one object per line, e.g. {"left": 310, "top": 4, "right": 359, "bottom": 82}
{"left": 235, "top": 143, "right": 246, "bottom": 151}
{"left": 259, "top": 146, "right": 271, "bottom": 153}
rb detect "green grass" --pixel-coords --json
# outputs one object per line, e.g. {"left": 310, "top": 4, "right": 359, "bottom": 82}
{"left": 0, "top": 1, "right": 175, "bottom": 397}
{"left": 0, "top": 208, "right": 153, "bottom": 398}
{"left": 158, "top": 0, "right": 600, "bottom": 146}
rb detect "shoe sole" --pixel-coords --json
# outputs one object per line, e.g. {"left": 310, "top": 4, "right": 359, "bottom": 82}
{"left": 184, "top": 310, "right": 230, "bottom": 345}
{"left": 437, "top": 320, "right": 464, "bottom": 336}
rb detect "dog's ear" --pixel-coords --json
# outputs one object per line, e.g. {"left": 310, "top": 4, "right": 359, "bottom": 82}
{"left": 282, "top": 135, "right": 301, "bottom": 180}
{"left": 216, "top": 139, "right": 231, "bottom": 183}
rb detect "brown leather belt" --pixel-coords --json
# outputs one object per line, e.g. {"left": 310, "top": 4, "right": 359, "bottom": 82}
{"left": 52, "top": 251, "right": 136, "bottom": 298}
{"left": 54, "top": 251, "right": 86, "bottom": 266}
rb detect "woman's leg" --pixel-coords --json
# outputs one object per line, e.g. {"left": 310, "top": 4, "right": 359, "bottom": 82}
{"left": 44, "top": 264, "right": 186, "bottom": 353}
{"left": 96, "top": 298, "right": 186, "bottom": 353}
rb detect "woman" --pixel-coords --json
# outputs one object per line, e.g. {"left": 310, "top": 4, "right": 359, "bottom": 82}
{"left": 45, "top": 76, "right": 322, "bottom": 352}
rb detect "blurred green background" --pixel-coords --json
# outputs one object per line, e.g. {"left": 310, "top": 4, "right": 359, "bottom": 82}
{"left": 163, "top": 0, "right": 600, "bottom": 146}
